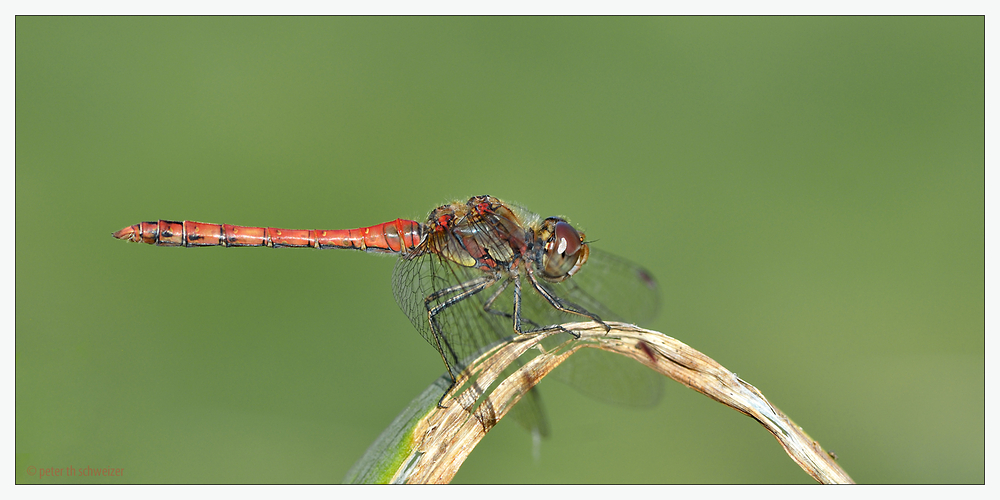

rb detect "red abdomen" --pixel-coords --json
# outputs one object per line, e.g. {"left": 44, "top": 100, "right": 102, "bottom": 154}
{"left": 112, "top": 219, "right": 423, "bottom": 254}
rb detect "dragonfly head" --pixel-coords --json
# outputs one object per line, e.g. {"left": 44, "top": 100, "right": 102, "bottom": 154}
{"left": 537, "top": 218, "right": 590, "bottom": 283}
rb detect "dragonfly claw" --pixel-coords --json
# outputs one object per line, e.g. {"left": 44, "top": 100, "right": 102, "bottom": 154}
{"left": 599, "top": 320, "right": 612, "bottom": 333}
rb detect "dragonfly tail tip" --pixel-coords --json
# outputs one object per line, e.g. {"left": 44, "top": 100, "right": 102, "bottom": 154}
{"left": 112, "top": 225, "right": 137, "bottom": 241}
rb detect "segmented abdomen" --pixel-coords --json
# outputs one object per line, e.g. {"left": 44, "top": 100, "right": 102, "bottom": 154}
{"left": 112, "top": 219, "right": 423, "bottom": 254}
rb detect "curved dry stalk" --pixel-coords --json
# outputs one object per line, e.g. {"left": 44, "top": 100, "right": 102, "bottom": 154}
{"left": 352, "top": 322, "right": 853, "bottom": 484}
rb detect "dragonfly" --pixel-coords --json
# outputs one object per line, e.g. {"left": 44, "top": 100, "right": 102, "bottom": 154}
{"left": 113, "top": 195, "right": 662, "bottom": 435}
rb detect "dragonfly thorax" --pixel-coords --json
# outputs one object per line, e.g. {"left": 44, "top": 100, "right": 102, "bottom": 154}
{"left": 423, "top": 196, "right": 534, "bottom": 273}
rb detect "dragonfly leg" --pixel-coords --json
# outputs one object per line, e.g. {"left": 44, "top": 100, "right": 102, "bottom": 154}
{"left": 424, "top": 275, "right": 498, "bottom": 389}
{"left": 524, "top": 266, "right": 610, "bottom": 334}
{"left": 480, "top": 276, "right": 511, "bottom": 316}
{"left": 507, "top": 274, "right": 577, "bottom": 342}
{"left": 480, "top": 277, "right": 542, "bottom": 331}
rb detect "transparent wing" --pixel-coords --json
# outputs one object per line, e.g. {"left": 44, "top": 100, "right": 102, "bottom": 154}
{"left": 391, "top": 245, "right": 551, "bottom": 436}
{"left": 391, "top": 243, "right": 664, "bottom": 433}
{"left": 391, "top": 247, "right": 513, "bottom": 375}
{"left": 528, "top": 247, "right": 661, "bottom": 326}
{"left": 523, "top": 247, "right": 665, "bottom": 407}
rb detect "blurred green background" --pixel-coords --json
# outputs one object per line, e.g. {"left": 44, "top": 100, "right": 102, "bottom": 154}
{"left": 16, "top": 16, "right": 983, "bottom": 484}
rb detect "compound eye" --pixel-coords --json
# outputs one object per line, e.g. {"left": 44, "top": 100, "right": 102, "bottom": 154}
{"left": 542, "top": 221, "right": 589, "bottom": 281}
